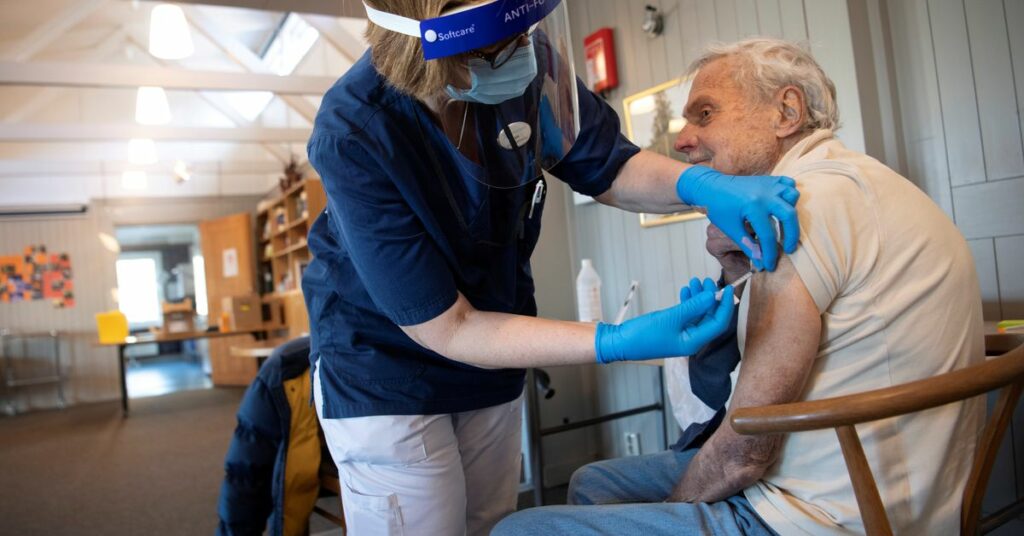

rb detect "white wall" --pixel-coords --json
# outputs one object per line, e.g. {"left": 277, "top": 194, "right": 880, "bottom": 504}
{"left": 883, "top": 0, "right": 1024, "bottom": 322}
{"left": 877, "top": 0, "right": 1024, "bottom": 516}
{"left": 0, "top": 196, "right": 261, "bottom": 412}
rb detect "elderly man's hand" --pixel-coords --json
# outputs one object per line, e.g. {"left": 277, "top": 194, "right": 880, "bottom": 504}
{"left": 707, "top": 224, "right": 752, "bottom": 285}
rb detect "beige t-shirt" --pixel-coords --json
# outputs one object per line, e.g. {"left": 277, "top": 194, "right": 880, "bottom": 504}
{"left": 737, "top": 130, "right": 985, "bottom": 535}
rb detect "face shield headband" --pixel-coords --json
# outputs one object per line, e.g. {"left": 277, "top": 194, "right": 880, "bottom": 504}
{"left": 363, "top": 0, "right": 563, "bottom": 60}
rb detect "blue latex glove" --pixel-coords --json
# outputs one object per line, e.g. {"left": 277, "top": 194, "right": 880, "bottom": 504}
{"left": 595, "top": 278, "right": 735, "bottom": 364}
{"left": 676, "top": 165, "right": 800, "bottom": 271}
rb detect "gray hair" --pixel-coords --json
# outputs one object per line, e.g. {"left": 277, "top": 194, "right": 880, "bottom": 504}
{"left": 687, "top": 38, "right": 840, "bottom": 131}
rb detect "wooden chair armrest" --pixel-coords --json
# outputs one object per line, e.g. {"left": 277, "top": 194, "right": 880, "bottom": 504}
{"left": 986, "top": 333, "right": 1024, "bottom": 356}
{"left": 731, "top": 345, "right": 1024, "bottom": 436}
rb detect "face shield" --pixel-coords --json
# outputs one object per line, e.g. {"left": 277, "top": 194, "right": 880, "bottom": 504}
{"left": 364, "top": 0, "right": 580, "bottom": 189}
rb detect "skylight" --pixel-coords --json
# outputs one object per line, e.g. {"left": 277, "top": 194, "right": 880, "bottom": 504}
{"left": 226, "top": 13, "right": 320, "bottom": 122}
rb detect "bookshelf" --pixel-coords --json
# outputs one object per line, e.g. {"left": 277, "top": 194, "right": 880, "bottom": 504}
{"left": 256, "top": 178, "right": 326, "bottom": 297}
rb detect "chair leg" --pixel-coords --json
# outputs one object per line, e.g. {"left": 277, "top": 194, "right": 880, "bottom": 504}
{"left": 962, "top": 382, "right": 1024, "bottom": 535}
{"left": 836, "top": 425, "right": 893, "bottom": 536}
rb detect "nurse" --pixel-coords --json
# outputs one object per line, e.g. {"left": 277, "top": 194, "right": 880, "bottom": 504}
{"left": 303, "top": 1, "right": 799, "bottom": 534}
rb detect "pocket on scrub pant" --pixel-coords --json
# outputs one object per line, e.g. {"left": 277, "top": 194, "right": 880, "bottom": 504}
{"left": 342, "top": 480, "right": 405, "bottom": 535}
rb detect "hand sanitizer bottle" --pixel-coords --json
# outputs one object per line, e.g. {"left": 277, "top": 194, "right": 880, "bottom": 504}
{"left": 576, "top": 259, "right": 603, "bottom": 322}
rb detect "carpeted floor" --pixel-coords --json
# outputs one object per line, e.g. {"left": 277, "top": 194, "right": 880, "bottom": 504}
{"left": 0, "top": 387, "right": 245, "bottom": 535}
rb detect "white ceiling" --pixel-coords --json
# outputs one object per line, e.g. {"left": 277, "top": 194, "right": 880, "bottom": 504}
{"left": 0, "top": 0, "right": 369, "bottom": 206}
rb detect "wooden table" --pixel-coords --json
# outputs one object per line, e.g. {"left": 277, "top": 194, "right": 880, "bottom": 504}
{"left": 230, "top": 338, "right": 289, "bottom": 368}
{"left": 98, "top": 328, "right": 267, "bottom": 417}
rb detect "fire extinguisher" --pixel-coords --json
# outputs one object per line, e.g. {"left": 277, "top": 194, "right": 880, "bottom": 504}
{"left": 583, "top": 27, "right": 619, "bottom": 97}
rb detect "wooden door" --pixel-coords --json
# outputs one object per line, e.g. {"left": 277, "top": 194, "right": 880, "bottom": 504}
{"left": 199, "top": 212, "right": 258, "bottom": 386}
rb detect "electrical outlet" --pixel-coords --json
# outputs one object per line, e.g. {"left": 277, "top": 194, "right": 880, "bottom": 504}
{"left": 624, "top": 432, "right": 641, "bottom": 456}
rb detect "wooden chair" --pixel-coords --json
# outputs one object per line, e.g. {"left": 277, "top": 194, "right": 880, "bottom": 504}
{"left": 311, "top": 432, "right": 347, "bottom": 530}
{"left": 731, "top": 334, "right": 1024, "bottom": 535}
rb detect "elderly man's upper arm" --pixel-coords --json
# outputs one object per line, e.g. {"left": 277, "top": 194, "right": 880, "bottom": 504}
{"left": 729, "top": 255, "right": 820, "bottom": 438}
{"left": 712, "top": 256, "right": 820, "bottom": 469}
{"left": 669, "top": 255, "right": 821, "bottom": 503}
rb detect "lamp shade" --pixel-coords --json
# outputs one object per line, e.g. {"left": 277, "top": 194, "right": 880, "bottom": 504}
{"left": 128, "top": 138, "right": 158, "bottom": 165}
{"left": 135, "top": 86, "right": 172, "bottom": 125}
{"left": 149, "top": 4, "right": 194, "bottom": 60}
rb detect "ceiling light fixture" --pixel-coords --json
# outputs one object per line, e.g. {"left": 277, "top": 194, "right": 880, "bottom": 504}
{"left": 135, "top": 86, "right": 172, "bottom": 125}
{"left": 98, "top": 232, "right": 122, "bottom": 253}
{"left": 173, "top": 160, "right": 191, "bottom": 183}
{"left": 149, "top": 4, "right": 194, "bottom": 60}
{"left": 121, "top": 170, "right": 148, "bottom": 190}
{"left": 128, "top": 138, "right": 158, "bottom": 165}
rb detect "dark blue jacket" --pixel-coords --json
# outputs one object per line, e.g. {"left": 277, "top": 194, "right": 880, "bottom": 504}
{"left": 217, "top": 337, "right": 320, "bottom": 536}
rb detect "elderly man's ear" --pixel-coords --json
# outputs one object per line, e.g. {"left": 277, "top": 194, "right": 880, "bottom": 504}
{"left": 774, "top": 86, "right": 806, "bottom": 138}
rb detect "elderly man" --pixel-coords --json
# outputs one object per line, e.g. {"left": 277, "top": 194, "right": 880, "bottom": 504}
{"left": 493, "top": 38, "right": 984, "bottom": 536}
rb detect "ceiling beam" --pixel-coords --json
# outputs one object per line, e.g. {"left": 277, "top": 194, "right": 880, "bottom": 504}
{"left": 123, "top": 36, "right": 291, "bottom": 162}
{"left": 2, "top": 27, "right": 130, "bottom": 123}
{"left": 136, "top": 0, "right": 367, "bottom": 18}
{"left": 182, "top": 7, "right": 319, "bottom": 122}
{"left": 300, "top": 14, "right": 366, "bottom": 63}
{"left": 0, "top": 61, "right": 335, "bottom": 94}
{"left": 2, "top": 0, "right": 111, "bottom": 62}
{"left": 0, "top": 124, "right": 312, "bottom": 143}
{"left": 0, "top": 159, "right": 284, "bottom": 177}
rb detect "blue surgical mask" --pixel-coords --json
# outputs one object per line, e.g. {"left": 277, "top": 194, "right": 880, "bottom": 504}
{"left": 446, "top": 41, "right": 538, "bottom": 105}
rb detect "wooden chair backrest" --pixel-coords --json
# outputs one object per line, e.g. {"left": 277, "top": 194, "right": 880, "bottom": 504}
{"left": 731, "top": 334, "right": 1024, "bottom": 535}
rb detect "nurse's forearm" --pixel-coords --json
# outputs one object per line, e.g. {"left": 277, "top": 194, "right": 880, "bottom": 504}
{"left": 596, "top": 150, "right": 690, "bottom": 213}
{"left": 401, "top": 292, "right": 597, "bottom": 369}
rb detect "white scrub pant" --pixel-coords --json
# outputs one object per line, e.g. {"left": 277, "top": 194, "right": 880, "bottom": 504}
{"left": 313, "top": 361, "right": 523, "bottom": 536}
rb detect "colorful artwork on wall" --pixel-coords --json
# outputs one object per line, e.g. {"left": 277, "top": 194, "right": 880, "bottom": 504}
{"left": 0, "top": 245, "right": 75, "bottom": 308}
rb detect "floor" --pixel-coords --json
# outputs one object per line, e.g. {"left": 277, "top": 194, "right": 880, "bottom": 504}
{"left": 0, "top": 388, "right": 245, "bottom": 535}
{"left": 125, "top": 353, "right": 211, "bottom": 399}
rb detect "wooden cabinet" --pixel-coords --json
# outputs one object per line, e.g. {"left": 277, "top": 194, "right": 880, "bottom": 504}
{"left": 199, "top": 212, "right": 259, "bottom": 386}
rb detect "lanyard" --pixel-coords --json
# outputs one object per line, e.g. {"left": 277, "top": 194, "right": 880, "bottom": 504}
{"left": 412, "top": 102, "right": 545, "bottom": 247}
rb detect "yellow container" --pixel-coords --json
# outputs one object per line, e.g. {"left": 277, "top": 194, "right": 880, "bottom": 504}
{"left": 95, "top": 310, "right": 129, "bottom": 344}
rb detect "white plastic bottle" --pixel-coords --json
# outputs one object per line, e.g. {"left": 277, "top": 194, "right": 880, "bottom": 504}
{"left": 576, "top": 258, "right": 603, "bottom": 323}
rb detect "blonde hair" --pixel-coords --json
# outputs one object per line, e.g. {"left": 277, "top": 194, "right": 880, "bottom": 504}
{"left": 688, "top": 38, "right": 840, "bottom": 131}
{"left": 364, "top": 0, "right": 471, "bottom": 101}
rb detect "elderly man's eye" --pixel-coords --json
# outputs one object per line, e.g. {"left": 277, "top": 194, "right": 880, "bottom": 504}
{"left": 699, "top": 108, "right": 712, "bottom": 122}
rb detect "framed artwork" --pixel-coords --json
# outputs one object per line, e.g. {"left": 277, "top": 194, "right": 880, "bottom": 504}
{"left": 622, "top": 76, "right": 707, "bottom": 228}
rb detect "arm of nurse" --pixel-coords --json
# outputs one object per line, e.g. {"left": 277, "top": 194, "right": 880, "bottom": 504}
{"left": 401, "top": 292, "right": 598, "bottom": 369}
{"left": 594, "top": 150, "right": 689, "bottom": 214}
{"left": 668, "top": 256, "right": 820, "bottom": 502}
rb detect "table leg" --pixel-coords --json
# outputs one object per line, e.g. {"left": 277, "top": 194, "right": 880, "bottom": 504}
{"left": 525, "top": 368, "right": 545, "bottom": 507}
{"left": 658, "top": 366, "right": 668, "bottom": 449}
{"left": 119, "top": 344, "right": 129, "bottom": 417}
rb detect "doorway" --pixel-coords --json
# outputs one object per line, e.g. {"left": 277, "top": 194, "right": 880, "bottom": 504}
{"left": 114, "top": 224, "right": 211, "bottom": 399}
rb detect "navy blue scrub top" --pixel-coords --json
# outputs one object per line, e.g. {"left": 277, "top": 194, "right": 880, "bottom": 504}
{"left": 304, "top": 51, "right": 640, "bottom": 419}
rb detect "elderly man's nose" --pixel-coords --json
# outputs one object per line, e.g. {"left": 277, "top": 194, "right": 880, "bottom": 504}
{"left": 674, "top": 125, "right": 696, "bottom": 153}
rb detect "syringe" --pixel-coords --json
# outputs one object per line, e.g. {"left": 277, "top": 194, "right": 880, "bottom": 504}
{"left": 715, "top": 270, "right": 755, "bottom": 303}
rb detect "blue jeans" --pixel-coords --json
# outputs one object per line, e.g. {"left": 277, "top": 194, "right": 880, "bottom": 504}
{"left": 491, "top": 449, "right": 776, "bottom": 536}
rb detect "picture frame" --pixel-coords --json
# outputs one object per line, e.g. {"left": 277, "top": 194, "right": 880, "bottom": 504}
{"left": 622, "top": 76, "right": 707, "bottom": 228}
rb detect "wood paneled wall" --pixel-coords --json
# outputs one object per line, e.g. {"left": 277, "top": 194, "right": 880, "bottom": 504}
{"left": 884, "top": 0, "right": 1024, "bottom": 516}
{"left": 886, "top": 0, "right": 1024, "bottom": 321}
{"left": 563, "top": 0, "right": 865, "bottom": 459}
{"left": 0, "top": 195, "right": 261, "bottom": 412}
{"left": 559, "top": 0, "right": 1024, "bottom": 516}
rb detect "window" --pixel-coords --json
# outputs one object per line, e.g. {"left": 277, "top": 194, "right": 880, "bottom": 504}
{"left": 226, "top": 13, "right": 320, "bottom": 122}
{"left": 115, "top": 257, "right": 162, "bottom": 327}
{"left": 192, "top": 255, "right": 208, "bottom": 317}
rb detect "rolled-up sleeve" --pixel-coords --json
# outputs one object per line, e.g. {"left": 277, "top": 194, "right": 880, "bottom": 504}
{"left": 308, "top": 135, "right": 458, "bottom": 326}
{"left": 549, "top": 78, "right": 641, "bottom": 197}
